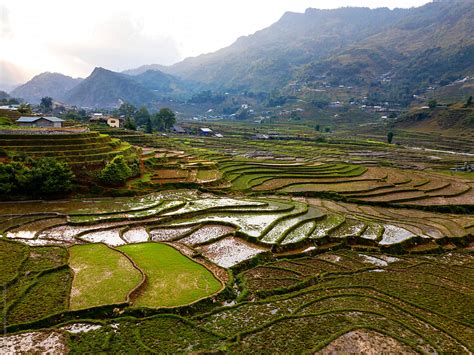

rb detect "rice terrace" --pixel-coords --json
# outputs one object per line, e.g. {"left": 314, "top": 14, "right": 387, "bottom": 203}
{"left": 1, "top": 0, "right": 474, "bottom": 353}
{"left": 1, "top": 125, "right": 473, "bottom": 353}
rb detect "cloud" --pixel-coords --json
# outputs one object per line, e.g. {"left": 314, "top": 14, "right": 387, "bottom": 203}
{"left": 49, "top": 14, "right": 181, "bottom": 76}
{"left": 0, "top": 4, "right": 12, "bottom": 39}
{"left": 0, "top": 61, "right": 29, "bottom": 91}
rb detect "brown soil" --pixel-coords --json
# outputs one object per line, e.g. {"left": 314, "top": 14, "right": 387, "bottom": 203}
{"left": 317, "top": 329, "right": 416, "bottom": 354}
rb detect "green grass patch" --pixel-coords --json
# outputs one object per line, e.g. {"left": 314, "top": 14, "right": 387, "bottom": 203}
{"left": 7, "top": 268, "right": 71, "bottom": 325}
{"left": 118, "top": 243, "right": 222, "bottom": 308}
{"left": 0, "top": 239, "right": 28, "bottom": 285}
{"left": 68, "top": 244, "right": 142, "bottom": 310}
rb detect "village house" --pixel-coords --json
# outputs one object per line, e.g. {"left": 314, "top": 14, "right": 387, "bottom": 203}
{"left": 16, "top": 116, "right": 64, "bottom": 128}
{"left": 172, "top": 125, "right": 186, "bottom": 134}
{"left": 106, "top": 117, "right": 121, "bottom": 128}
{"left": 199, "top": 127, "right": 213, "bottom": 136}
{"left": 89, "top": 114, "right": 122, "bottom": 128}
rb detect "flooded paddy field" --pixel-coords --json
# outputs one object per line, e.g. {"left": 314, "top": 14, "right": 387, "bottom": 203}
{"left": 2, "top": 130, "right": 473, "bottom": 353}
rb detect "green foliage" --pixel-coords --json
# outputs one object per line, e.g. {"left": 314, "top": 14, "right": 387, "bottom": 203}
{"left": 0, "top": 116, "right": 13, "bottom": 126}
{"left": 62, "top": 109, "right": 88, "bottom": 122}
{"left": 428, "top": 99, "right": 437, "bottom": 109}
{"left": 145, "top": 117, "right": 153, "bottom": 133}
{"left": 124, "top": 117, "right": 137, "bottom": 131}
{"left": 387, "top": 131, "right": 394, "bottom": 144}
{"left": 118, "top": 102, "right": 136, "bottom": 118}
{"left": 151, "top": 108, "right": 176, "bottom": 131}
{"left": 1, "top": 241, "right": 71, "bottom": 326}
{"left": 98, "top": 155, "right": 133, "bottom": 186}
{"left": 29, "top": 158, "right": 75, "bottom": 195}
{"left": 0, "top": 157, "right": 74, "bottom": 198}
{"left": 40, "top": 96, "right": 53, "bottom": 113}
{"left": 17, "top": 103, "right": 32, "bottom": 114}
{"left": 466, "top": 95, "right": 473, "bottom": 107}
{"left": 0, "top": 161, "right": 32, "bottom": 195}
{"left": 135, "top": 106, "right": 151, "bottom": 126}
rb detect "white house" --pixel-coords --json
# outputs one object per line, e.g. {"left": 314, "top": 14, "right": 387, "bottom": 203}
{"left": 107, "top": 117, "right": 121, "bottom": 128}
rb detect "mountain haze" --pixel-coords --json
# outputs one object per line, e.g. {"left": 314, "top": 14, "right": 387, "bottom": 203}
{"left": 10, "top": 72, "right": 82, "bottom": 104}
{"left": 62, "top": 67, "right": 156, "bottom": 108}
{"left": 9, "top": 0, "right": 474, "bottom": 108}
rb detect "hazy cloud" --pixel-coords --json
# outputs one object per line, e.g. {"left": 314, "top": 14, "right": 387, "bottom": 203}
{"left": 0, "top": 5, "right": 12, "bottom": 38}
{"left": 49, "top": 14, "right": 181, "bottom": 76}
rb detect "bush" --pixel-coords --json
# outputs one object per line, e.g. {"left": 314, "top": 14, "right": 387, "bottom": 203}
{"left": 98, "top": 155, "right": 133, "bottom": 186}
{"left": 0, "top": 157, "right": 74, "bottom": 198}
{"left": 30, "top": 158, "right": 75, "bottom": 195}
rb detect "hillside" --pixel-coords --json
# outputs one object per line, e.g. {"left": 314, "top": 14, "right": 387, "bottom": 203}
{"left": 10, "top": 72, "right": 82, "bottom": 104}
{"left": 299, "top": 0, "right": 474, "bottom": 102}
{"left": 62, "top": 67, "right": 156, "bottom": 108}
{"left": 9, "top": 0, "right": 474, "bottom": 108}
{"left": 131, "top": 69, "right": 202, "bottom": 98}
{"left": 154, "top": 0, "right": 473, "bottom": 101}
{"left": 394, "top": 101, "right": 474, "bottom": 134}
{"left": 12, "top": 67, "right": 199, "bottom": 108}
{"left": 162, "top": 7, "right": 408, "bottom": 91}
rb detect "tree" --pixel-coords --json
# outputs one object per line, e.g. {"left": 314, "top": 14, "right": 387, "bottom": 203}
{"left": 387, "top": 131, "right": 394, "bottom": 144}
{"left": 151, "top": 113, "right": 164, "bottom": 131}
{"left": 40, "top": 97, "right": 53, "bottom": 113}
{"left": 428, "top": 99, "right": 437, "bottom": 109}
{"left": 145, "top": 117, "right": 153, "bottom": 134}
{"left": 324, "top": 127, "right": 331, "bottom": 133}
{"left": 0, "top": 157, "right": 74, "bottom": 197}
{"left": 315, "top": 125, "right": 320, "bottom": 132}
{"left": 466, "top": 96, "right": 473, "bottom": 107}
{"left": 0, "top": 161, "right": 30, "bottom": 195}
{"left": 98, "top": 155, "right": 132, "bottom": 186}
{"left": 30, "top": 158, "right": 74, "bottom": 195}
{"left": 157, "top": 108, "right": 176, "bottom": 130}
{"left": 124, "top": 117, "right": 137, "bottom": 130}
{"left": 62, "top": 109, "right": 88, "bottom": 121}
{"left": 135, "top": 106, "right": 151, "bottom": 126}
{"left": 17, "top": 103, "right": 32, "bottom": 114}
{"left": 118, "top": 102, "right": 136, "bottom": 118}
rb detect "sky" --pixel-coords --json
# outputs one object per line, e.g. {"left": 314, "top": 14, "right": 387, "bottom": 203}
{"left": 0, "top": 0, "right": 431, "bottom": 87}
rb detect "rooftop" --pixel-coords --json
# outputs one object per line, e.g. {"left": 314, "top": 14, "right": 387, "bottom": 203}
{"left": 17, "top": 116, "right": 65, "bottom": 123}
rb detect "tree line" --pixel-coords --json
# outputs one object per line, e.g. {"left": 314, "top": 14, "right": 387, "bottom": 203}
{"left": 116, "top": 103, "right": 176, "bottom": 132}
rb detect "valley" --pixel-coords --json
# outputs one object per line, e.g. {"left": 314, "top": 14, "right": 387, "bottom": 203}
{"left": 1, "top": 0, "right": 473, "bottom": 353}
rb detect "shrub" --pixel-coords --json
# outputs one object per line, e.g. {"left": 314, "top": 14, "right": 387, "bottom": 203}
{"left": 29, "top": 157, "right": 75, "bottom": 195}
{"left": 0, "top": 157, "right": 74, "bottom": 197}
{"left": 98, "top": 155, "right": 133, "bottom": 186}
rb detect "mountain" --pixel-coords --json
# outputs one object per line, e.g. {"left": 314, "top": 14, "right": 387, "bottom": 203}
{"left": 10, "top": 72, "right": 82, "bottom": 104}
{"left": 13, "top": 0, "right": 472, "bottom": 109}
{"left": 139, "top": 0, "right": 471, "bottom": 103}
{"left": 122, "top": 64, "right": 170, "bottom": 76}
{"left": 131, "top": 69, "right": 202, "bottom": 97}
{"left": 298, "top": 0, "right": 474, "bottom": 103}
{"left": 61, "top": 67, "right": 201, "bottom": 108}
{"left": 0, "top": 91, "right": 10, "bottom": 100}
{"left": 160, "top": 7, "right": 409, "bottom": 91}
{"left": 63, "top": 67, "right": 156, "bottom": 108}
{"left": 394, "top": 101, "right": 474, "bottom": 133}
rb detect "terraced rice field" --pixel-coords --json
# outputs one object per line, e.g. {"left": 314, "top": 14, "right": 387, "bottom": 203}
{"left": 0, "top": 131, "right": 136, "bottom": 168}
{"left": 68, "top": 244, "right": 142, "bottom": 310}
{"left": 118, "top": 243, "right": 222, "bottom": 308}
{"left": 1, "top": 131, "right": 473, "bottom": 353}
{"left": 1, "top": 190, "right": 472, "bottom": 258}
